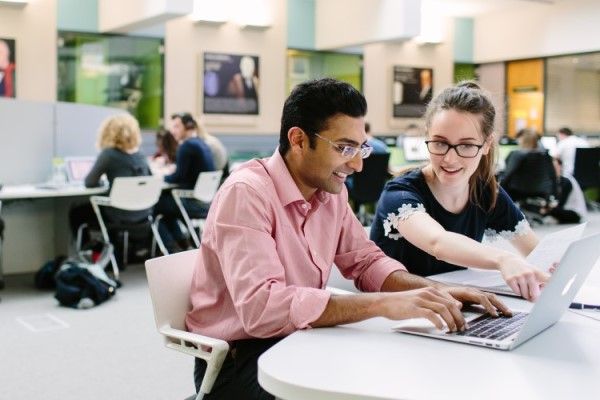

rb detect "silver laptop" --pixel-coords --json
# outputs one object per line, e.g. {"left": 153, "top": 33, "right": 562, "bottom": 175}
{"left": 64, "top": 156, "right": 95, "bottom": 185}
{"left": 393, "top": 233, "right": 600, "bottom": 351}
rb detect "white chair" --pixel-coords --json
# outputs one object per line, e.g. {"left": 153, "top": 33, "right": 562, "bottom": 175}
{"left": 171, "top": 170, "right": 223, "bottom": 247}
{"left": 90, "top": 176, "right": 167, "bottom": 279}
{"left": 145, "top": 250, "right": 229, "bottom": 400}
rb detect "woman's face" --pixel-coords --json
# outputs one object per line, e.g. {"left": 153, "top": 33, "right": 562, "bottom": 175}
{"left": 427, "top": 109, "right": 491, "bottom": 188}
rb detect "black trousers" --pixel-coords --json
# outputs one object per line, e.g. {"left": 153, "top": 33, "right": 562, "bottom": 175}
{"left": 194, "top": 337, "right": 282, "bottom": 400}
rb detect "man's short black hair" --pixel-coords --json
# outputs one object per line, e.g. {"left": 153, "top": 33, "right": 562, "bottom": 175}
{"left": 279, "top": 78, "right": 367, "bottom": 156}
{"left": 171, "top": 112, "right": 198, "bottom": 130}
{"left": 558, "top": 127, "right": 573, "bottom": 136}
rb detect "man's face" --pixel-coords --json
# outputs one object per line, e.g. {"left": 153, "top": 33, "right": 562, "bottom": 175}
{"left": 170, "top": 118, "right": 186, "bottom": 142}
{"left": 293, "top": 114, "right": 367, "bottom": 199}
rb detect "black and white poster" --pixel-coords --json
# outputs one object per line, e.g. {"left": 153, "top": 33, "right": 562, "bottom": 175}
{"left": 203, "top": 52, "right": 259, "bottom": 115}
{"left": 392, "top": 66, "right": 433, "bottom": 118}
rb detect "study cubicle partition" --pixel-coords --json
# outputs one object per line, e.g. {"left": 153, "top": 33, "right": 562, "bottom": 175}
{"left": 0, "top": 98, "right": 124, "bottom": 275}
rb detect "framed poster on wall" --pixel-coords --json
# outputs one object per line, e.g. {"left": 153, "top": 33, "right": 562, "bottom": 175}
{"left": 203, "top": 52, "right": 260, "bottom": 115}
{"left": 0, "top": 38, "right": 16, "bottom": 98}
{"left": 392, "top": 66, "right": 433, "bottom": 118}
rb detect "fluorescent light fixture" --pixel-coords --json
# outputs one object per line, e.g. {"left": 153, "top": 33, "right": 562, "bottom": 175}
{"left": 414, "top": 0, "right": 444, "bottom": 44}
{"left": 232, "top": 0, "right": 272, "bottom": 29}
{"left": 0, "top": 0, "right": 28, "bottom": 6}
{"left": 190, "top": 0, "right": 228, "bottom": 24}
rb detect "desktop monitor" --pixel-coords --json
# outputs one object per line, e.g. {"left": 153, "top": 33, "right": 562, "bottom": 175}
{"left": 402, "top": 136, "right": 429, "bottom": 162}
{"left": 540, "top": 136, "right": 557, "bottom": 154}
{"left": 64, "top": 156, "right": 95, "bottom": 184}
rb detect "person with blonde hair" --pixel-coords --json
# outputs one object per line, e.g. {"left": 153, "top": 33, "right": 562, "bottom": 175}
{"left": 371, "top": 82, "right": 549, "bottom": 301}
{"left": 69, "top": 113, "right": 152, "bottom": 244}
{"left": 197, "top": 120, "right": 228, "bottom": 172}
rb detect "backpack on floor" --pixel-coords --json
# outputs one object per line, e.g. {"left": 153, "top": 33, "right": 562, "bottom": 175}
{"left": 54, "top": 261, "right": 117, "bottom": 309}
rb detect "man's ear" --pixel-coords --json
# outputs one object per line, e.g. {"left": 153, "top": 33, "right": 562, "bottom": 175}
{"left": 288, "top": 127, "right": 306, "bottom": 153}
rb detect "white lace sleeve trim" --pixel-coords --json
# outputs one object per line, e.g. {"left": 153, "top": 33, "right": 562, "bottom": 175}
{"left": 484, "top": 219, "right": 530, "bottom": 242}
{"left": 383, "top": 203, "right": 426, "bottom": 241}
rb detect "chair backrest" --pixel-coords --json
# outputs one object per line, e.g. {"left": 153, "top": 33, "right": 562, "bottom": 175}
{"left": 504, "top": 150, "right": 557, "bottom": 198}
{"left": 145, "top": 249, "right": 198, "bottom": 331}
{"left": 349, "top": 152, "right": 391, "bottom": 204}
{"left": 573, "top": 147, "right": 600, "bottom": 190}
{"left": 109, "top": 176, "right": 163, "bottom": 211}
{"left": 193, "top": 170, "right": 223, "bottom": 203}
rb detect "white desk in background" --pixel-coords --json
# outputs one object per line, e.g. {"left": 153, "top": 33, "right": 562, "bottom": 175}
{"left": 258, "top": 295, "right": 600, "bottom": 400}
{"left": 0, "top": 184, "right": 108, "bottom": 287}
{"left": 0, "top": 184, "right": 108, "bottom": 200}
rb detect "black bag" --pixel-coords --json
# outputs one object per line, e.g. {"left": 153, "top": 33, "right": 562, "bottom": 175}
{"left": 54, "top": 261, "right": 117, "bottom": 309}
{"left": 34, "top": 255, "right": 68, "bottom": 289}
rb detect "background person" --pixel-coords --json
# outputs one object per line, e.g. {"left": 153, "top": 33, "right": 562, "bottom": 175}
{"left": 551, "top": 126, "right": 589, "bottom": 176}
{"left": 500, "top": 128, "right": 556, "bottom": 203}
{"left": 149, "top": 127, "right": 177, "bottom": 176}
{"left": 153, "top": 112, "right": 215, "bottom": 253}
{"left": 540, "top": 158, "right": 587, "bottom": 224}
{"left": 68, "top": 114, "right": 152, "bottom": 247}
{"left": 186, "top": 78, "right": 510, "bottom": 400}
{"left": 370, "top": 82, "right": 548, "bottom": 301}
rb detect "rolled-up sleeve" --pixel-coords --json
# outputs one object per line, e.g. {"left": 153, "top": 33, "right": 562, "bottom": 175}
{"left": 334, "top": 203, "right": 406, "bottom": 292}
{"left": 214, "top": 183, "right": 331, "bottom": 338}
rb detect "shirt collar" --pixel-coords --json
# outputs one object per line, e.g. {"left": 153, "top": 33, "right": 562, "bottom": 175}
{"left": 265, "top": 149, "right": 331, "bottom": 207}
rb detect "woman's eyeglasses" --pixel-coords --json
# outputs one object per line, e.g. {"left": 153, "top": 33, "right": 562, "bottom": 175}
{"left": 425, "top": 140, "right": 484, "bottom": 158}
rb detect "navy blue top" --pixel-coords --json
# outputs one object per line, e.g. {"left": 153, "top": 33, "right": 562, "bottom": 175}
{"left": 370, "top": 169, "right": 526, "bottom": 276}
{"left": 165, "top": 137, "right": 215, "bottom": 189}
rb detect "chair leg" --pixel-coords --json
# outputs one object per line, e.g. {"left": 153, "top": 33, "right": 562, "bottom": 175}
{"left": 150, "top": 215, "right": 169, "bottom": 255}
{"left": 123, "top": 230, "right": 129, "bottom": 267}
{"left": 91, "top": 202, "right": 119, "bottom": 280}
{"left": 172, "top": 193, "right": 201, "bottom": 248}
{"left": 75, "top": 223, "right": 89, "bottom": 252}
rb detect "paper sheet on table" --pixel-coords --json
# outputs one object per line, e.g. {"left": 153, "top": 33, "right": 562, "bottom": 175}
{"left": 431, "top": 223, "right": 588, "bottom": 290}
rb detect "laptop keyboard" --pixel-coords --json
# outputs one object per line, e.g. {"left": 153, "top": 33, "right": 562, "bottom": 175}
{"left": 455, "top": 312, "right": 528, "bottom": 340}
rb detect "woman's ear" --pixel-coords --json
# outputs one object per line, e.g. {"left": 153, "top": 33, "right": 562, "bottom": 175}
{"left": 482, "top": 132, "right": 496, "bottom": 155}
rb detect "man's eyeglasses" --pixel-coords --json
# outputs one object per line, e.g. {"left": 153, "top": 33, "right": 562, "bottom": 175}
{"left": 314, "top": 133, "right": 373, "bottom": 159}
{"left": 425, "top": 140, "right": 484, "bottom": 158}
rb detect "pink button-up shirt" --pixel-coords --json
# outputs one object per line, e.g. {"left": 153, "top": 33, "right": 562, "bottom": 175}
{"left": 185, "top": 150, "right": 406, "bottom": 341}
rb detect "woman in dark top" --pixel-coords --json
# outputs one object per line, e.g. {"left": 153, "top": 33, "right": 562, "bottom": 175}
{"left": 370, "top": 82, "right": 548, "bottom": 301}
{"left": 69, "top": 114, "right": 152, "bottom": 237}
{"left": 154, "top": 112, "right": 215, "bottom": 253}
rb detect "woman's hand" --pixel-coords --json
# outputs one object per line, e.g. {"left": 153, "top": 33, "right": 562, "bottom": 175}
{"left": 499, "top": 255, "right": 550, "bottom": 301}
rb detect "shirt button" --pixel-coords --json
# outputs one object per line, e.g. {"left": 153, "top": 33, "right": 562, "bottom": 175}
{"left": 302, "top": 204, "right": 308, "bottom": 209}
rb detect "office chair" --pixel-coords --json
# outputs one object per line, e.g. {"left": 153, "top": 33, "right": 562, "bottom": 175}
{"left": 90, "top": 176, "right": 167, "bottom": 279}
{"left": 348, "top": 153, "right": 391, "bottom": 225}
{"left": 573, "top": 147, "right": 600, "bottom": 207}
{"left": 170, "top": 170, "right": 223, "bottom": 247}
{"left": 145, "top": 250, "right": 229, "bottom": 400}
{"left": 501, "top": 150, "right": 558, "bottom": 222}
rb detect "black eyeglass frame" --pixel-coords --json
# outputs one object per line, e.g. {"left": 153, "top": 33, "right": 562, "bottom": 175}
{"left": 424, "top": 140, "right": 485, "bottom": 158}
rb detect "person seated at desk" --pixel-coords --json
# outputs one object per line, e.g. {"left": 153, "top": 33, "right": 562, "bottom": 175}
{"left": 69, "top": 114, "right": 152, "bottom": 243}
{"left": 540, "top": 158, "right": 587, "bottom": 224}
{"left": 149, "top": 127, "right": 178, "bottom": 176}
{"left": 370, "top": 82, "right": 549, "bottom": 302}
{"left": 550, "top": 126, "right": 589, "bottom": 176}
{"left": 185, "top": 78, "right": 511, "bottom": 400}
{"left": 500, "top": 128, "right": 557, "bottom": 203}
{"left": 196, "top": 119, "right": 229, "bottom": 181}
{"left": 154, "top": 112, "right": 215, "bottom": 253}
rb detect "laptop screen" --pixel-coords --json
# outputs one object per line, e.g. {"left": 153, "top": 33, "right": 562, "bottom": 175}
{"left": 64, "top": 157, "right": 95, "bottom": 183}
{"left": 402, "top": 136, "right": 429, "bottom": 162}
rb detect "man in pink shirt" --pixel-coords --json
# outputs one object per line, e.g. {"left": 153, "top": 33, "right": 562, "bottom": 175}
{"left": 186, "top": 78, "right": 510, "bottom": 400}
